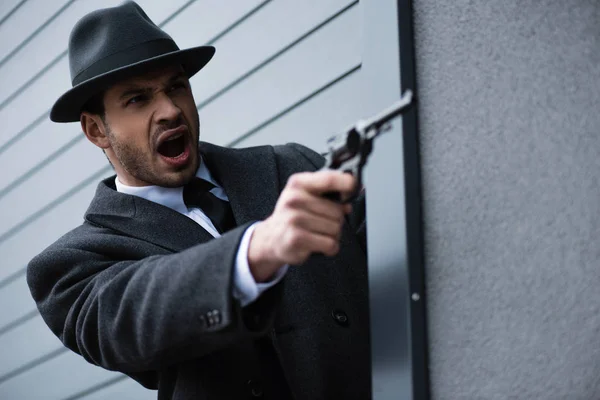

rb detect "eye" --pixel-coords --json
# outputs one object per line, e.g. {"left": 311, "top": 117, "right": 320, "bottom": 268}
{"left": 169, "top": 81, "right": 187, "bottom": 92}
{"left": 126, "top": 94, "right": 147, "bottom": 106}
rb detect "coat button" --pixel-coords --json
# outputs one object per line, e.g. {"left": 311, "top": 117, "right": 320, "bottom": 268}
{"left": 332, "top": 309, "right": 349, "bottom": 326}
{"left": 247, "top": 379, "right": 264, "bottom": 398}
{"left": 200, "top": 310, "right": 221, "bottom": 328}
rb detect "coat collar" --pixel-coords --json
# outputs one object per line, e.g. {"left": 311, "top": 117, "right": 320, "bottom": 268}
{"left": 84, "top": 142, "right": 280, "bottom": 252}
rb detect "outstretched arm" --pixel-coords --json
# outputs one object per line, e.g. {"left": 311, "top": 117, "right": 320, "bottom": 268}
{"left": 27, "top": 222, "right": 281, "bottom": 375}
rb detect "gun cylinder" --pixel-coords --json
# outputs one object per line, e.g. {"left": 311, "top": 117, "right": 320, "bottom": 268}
{"left": 327, "top": 129, "right": 361, "bottom": 168}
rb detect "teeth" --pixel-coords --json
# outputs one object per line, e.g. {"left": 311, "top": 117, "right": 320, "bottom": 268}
{"left": 164, "top": 133, "right": 183, "bottom": 142}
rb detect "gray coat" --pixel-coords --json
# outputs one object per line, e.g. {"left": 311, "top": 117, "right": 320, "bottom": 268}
{"left": 27, "top": 142, "right": 370, "bottom": 399}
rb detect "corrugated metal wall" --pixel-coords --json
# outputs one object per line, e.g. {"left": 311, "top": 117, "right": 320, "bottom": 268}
{"left": 0, "top": 0, "right": 364, "bottom": 398}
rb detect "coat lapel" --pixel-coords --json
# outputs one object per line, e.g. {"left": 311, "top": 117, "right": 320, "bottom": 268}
{"left": 85, "top": 177, "right": 213, "bottom": 252}
{"left": 84, "top": 142, "right": 280, "bottom": 253}
{"left": 199, "top": 141, "right": 280, "bottom": 226}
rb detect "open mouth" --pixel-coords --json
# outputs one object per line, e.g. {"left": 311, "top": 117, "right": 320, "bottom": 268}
{"left": 155, "top": 126, "right": 192, "bottom": 168}
{"left": 157, "top": 132, "right": 187, "bottom": 158}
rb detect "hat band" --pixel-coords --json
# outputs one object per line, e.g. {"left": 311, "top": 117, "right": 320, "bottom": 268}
{"left": 72, "top": 38, "right": 180, "bottom": 86}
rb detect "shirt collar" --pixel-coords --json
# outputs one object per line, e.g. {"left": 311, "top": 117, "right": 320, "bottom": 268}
{"left": 115, "top": 157, "right": 219, "bottom": 213}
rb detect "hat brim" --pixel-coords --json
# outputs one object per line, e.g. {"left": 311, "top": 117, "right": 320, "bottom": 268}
{"left": 50, "top": 45, "right": 215, "bottom": 123}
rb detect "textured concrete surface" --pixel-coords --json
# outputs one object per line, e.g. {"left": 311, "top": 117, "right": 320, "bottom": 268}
{"left": 412, "top": 1, "right": 600, "bottom": 399}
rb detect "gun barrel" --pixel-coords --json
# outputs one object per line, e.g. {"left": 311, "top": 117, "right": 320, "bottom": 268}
{"left": 360, "top": 90, "right": 413, "bottom": 135}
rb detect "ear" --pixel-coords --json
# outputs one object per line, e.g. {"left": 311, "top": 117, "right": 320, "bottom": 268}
{"left": 81, "top": 112, "right": 110, "bottom": 149}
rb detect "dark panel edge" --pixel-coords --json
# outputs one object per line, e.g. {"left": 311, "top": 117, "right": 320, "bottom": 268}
{"left": 396, "top": 0, "right": 431, "bottom": 399}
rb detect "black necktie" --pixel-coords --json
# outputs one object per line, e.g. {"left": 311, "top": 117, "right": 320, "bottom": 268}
{"left": 183, "top": 178, "right": 236, "bottom": 234}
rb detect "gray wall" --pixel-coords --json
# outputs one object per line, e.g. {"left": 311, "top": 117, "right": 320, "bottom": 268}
{"left": 0, "top": 0, "right": 364, "bottom": 398}
{"left": 413, "top": 0, "right": 600, "bottom": 399}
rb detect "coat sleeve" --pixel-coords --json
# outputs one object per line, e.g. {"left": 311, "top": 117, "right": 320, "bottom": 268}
{"left": 26, "top": 221, "right": 282, "bottom": 377}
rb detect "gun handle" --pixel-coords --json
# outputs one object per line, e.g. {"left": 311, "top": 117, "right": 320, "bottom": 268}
{"left": 319, "top": 165, "right": 361, "bottom": 203}
{"left": 322, "top": 184, "right": 362, "bottom": 204}
{"left": 322, "top": 191, "right": 343, "bottom": 202}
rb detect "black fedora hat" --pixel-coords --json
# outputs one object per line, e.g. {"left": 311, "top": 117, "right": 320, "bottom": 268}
{"left": 50, "top": 1, "right": 215, "bottom": 123}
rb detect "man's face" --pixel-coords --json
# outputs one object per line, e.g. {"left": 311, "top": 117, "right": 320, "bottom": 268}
{"left": 100, "top": 64, "right": 200, "bottom": 187}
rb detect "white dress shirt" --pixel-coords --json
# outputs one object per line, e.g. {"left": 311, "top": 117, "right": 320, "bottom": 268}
{"left": 115, "top": 160, "right": 288, "bottom": 306}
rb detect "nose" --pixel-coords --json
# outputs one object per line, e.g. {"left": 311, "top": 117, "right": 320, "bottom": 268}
{"left": 153, "top": 92, "right": 182, "bottom": 124}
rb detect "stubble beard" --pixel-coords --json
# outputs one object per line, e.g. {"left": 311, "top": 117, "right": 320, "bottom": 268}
{"left": 105, "top": 120, "right": 200, "bottom": 188}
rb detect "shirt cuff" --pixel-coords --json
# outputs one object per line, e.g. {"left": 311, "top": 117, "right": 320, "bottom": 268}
{"left": 233, "top": 222, "right": 289, "bottom": 307}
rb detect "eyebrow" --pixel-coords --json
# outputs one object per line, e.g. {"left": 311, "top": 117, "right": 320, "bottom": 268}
{"left": 167, "top": 71, "right": 187, "bottom": 83}
{"left": 119, "top": 86, "right": 149, "bottom": 101}
{"left": 118, "top": 71, "right": 188, "bottom": 101}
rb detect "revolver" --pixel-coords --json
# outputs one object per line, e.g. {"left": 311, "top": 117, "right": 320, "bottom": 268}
{"left": 322, "top": 90, "right": 414, "bottom": 202}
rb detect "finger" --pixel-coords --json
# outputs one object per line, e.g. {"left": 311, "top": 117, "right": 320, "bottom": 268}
{"left": 283, "top": 189, "right": 347, "bottom": 223}
{"left": 287, "top": 209, "right": 342, "bottom": 238}
{"left": 287, "top": 171, "right": 357, "bottom": 197}
{"left": 309, "top": 231, "right": 340, "bottom": 257}
{"left": 286, "top": 229, "right": 339, "bottom": 258}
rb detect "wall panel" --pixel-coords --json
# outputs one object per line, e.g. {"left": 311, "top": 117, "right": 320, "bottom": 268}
{"left": 0, "top": 276, "right": 35, "bottom": 330}
{"left": 0, "top": 178, "right": 99, "bottom": 281}
{"left": 0, "top": 0, "right": 72, "bottom": 63}
{"left": 0, "top": 316, "right": 63, "bottom": 379}
{"left": 234, "top": 67, "right": 363, "bottom": 151}
{"left": 0, "top": 351, "right": 123, "bottom": 399}
{"left": 0, "top": 0, "right": 25, "bottom": 22}
{"left": 201, "top": 4, "right": 361, "bottom": 146}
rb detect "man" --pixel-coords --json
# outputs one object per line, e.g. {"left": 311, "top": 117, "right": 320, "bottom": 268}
{"left": 27, "top": 2, "right": 370, "bottom": 399}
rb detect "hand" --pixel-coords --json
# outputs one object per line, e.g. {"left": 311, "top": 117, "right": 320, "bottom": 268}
{"left": 248, "top": 170, "right": 356, "bottom": 282}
